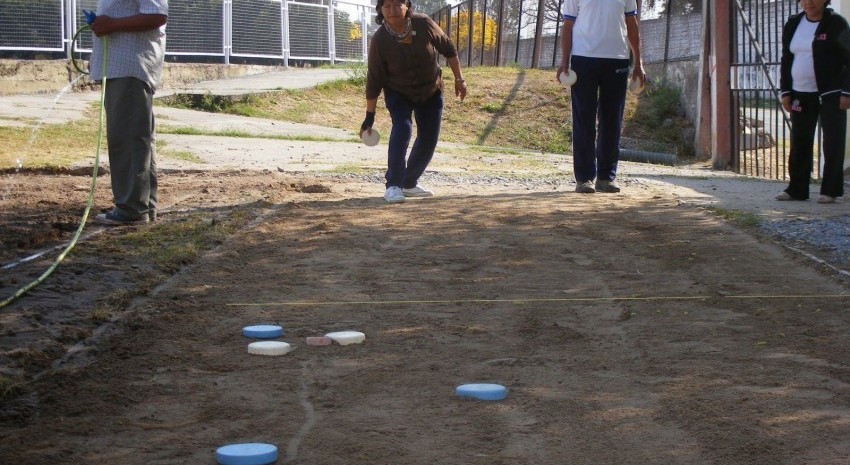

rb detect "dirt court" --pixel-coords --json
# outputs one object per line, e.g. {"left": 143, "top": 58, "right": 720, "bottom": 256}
{"left": 1, "top": 165, "right": 849, "bottom": 465}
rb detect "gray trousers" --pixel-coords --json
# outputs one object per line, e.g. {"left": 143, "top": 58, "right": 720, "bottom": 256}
{"left": 105, "top": 77, "right": 157, "bottom": 220}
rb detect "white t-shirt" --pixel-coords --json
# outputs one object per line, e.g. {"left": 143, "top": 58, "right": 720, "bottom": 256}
{"left": 789, "top": 17, "right": 819, "bottom": 93}
{"left": 90, "top": 0, "right": 168, "bottom": 92}
{"left": 561, "top": 0, "right": 638, "bottom": 59}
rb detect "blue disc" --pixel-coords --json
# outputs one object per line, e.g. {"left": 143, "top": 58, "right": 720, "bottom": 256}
{"left": 216, "top": 443, "right": 278, "bottom": 465}
{"left": 242, "top": 325, "right": 283, "bottom": 339}
{"left": 456, "top": 383, "right": 508, "bottom": 401}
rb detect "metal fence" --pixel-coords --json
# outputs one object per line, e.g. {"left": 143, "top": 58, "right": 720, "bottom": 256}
{"left": 0, "top": 0, "right": 377, "bottom": 66}
{"left": 430, "top": 0, "right": 702, "bottom": 69}
{"left": 732, "top": 0, "right": 801, "bottom": 180}
{"left": 2, "top": 0, "right": 700, "bottom": 69}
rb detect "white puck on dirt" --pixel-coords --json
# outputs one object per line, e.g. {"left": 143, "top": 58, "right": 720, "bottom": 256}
{"left": 325, "top": 331, "right": 366, "bottom": 345}
{"left": 242, "top": 325, "right": 283, "bottom": 339}
{"left": 559, "top": 69, "right": 577, "bottom": 87}
{"left": 361, "top": 129, "right": 380, "bottom": 146}
{"left": 216, "top": 443, "right": 278, "bottom": 465}
{"left": 456, "top": 383, "right": 507, "bottom": 401}
{"left": 306, "top": 336, "right": 333, "bottom": 346}
{"left": 247, "top": 341, "right": 291, "bottom": 356}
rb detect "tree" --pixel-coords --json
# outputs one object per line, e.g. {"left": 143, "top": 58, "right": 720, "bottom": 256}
{"left": 643, "top": 0, "right": 701, "bottom": 15}
{"left": 452, "top": 10, "right": 498, "bottom": 50}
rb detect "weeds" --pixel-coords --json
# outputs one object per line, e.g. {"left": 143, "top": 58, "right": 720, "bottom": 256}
{"left": 707, "top": 207, "right": 761, "bottom": 228}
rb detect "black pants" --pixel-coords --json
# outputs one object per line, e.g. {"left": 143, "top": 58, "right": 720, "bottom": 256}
{"left": 785, "top": 92, "right": 846, "bottom": 199}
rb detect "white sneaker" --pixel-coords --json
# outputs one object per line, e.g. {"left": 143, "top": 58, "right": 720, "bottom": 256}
{"left": 384, "top": 186, "right": 405, "bottom": 203}
{"left": 402, "top": 185, "right": 434, "bottom": 197}
{"left": 817, "top": 195, "right": 838, "bottom": 204}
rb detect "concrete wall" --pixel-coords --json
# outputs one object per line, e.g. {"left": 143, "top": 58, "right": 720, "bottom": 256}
{"left": 645, "top": 60, "right": 701, "bottom": 123}
{"left": 0, "top": 59, "right": 286, "bottom": 96}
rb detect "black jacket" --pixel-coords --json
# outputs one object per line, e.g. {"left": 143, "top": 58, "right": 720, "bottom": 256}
{"left": 780, "top": 8, "right": 850, "bottom": 99}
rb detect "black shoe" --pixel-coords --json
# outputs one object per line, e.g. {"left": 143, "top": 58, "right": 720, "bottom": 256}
{"left": 575, "top": 181, "right": 596, "bottom": 193}
{"left": 96, "top": 209, "right": 149, "bottom": 226}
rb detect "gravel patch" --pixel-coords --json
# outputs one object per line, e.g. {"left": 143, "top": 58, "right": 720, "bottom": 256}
{"left": 760, "top": 216, "right": 850, "bottom": 271}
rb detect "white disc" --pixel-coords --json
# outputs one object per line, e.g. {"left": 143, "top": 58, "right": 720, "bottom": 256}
{"left": 361, "top": 129, "right": 380, "bottom": 146}
{"left": 325, "top": 331, "right": 366, "bottom": 345}
{"left": 247, "top": 341, "right": 291, "bottom": 356}
{"left": 559, "top": 69, "right": 577, "bottom": 87}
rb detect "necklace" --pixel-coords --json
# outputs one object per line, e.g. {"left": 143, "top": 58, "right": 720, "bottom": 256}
{"left": 384, "top": 18, "right": 412, "bottom": 42}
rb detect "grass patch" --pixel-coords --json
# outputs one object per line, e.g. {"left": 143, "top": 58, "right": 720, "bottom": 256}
{"left": 114, "top": 209, "right": 251, "bottom": 273}
{"left": 2, "top": 66, "right": 694, "bottom": 170}
{"left": 0, "top": 373, "right": 24, "bottom": 401}
{"left": 707, "top": 207, "right": 761, "bottom": 228}
{"left": 158, "top": 126, "right": 354, "bottom": 143}
{"left": 623, "top": 83, "right": 693, "bottom": 157}
{"left": 0, "top": 114, "right": 102, "bottom": 170}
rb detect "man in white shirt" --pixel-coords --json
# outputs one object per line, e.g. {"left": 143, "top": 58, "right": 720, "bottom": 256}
{"left": 557, "top": 0, "right": 646, "bottom": 194}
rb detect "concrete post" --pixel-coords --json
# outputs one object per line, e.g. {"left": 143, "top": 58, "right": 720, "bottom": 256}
{"left": 711, "top": 0, "right": 733, "bottom": 169}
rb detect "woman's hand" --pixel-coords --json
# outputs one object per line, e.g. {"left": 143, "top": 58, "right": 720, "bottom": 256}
{"left": 781, "top": 96, "right": 793, "bottom": 113}
{"left": 360, "top": 111, "right": 375, "bottom": 137}
{"left": 840, "top": 96, "right": 850, "bottom": 111}
{"left": 454, "top": 79, "right": 467, "bottom": 101}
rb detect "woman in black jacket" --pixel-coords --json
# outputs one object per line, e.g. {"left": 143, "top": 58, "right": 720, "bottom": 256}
{"left": 777, "top": 0, "right": 850, "bottom": 203}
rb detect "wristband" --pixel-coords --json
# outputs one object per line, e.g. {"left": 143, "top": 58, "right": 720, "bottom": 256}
{"left": 360, "top": 111, "right": 375, "bottom": 133}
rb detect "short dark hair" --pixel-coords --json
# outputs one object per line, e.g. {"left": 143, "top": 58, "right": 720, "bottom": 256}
{"left": 375, "top": 0, "right": 413, "bottom": 25}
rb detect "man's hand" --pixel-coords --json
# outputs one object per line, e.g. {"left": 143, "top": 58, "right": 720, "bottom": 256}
{"left": 90, "top": 15, "right": 115, "bottom": 37}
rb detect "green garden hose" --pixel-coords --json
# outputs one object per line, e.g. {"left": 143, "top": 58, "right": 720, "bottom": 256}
{"left": 0, "top": 31, "right": 106, "bottom": 309}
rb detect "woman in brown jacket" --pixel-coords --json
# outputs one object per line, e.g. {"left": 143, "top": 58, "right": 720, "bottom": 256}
{"left": 360, "top": 0, "right": 467, "bottom": 203}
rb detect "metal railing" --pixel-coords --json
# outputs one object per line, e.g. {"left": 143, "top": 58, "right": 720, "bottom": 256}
{"left": 731, "top": 0, "right": 802, "bottom": 180}
{"left": 3, "top": 0, "right": 701, "bottom": 69}
{"left": 0, "top": 0, "right": 377, "bottom": 66}
{"left": 430, "top": 0, "right": 702, "bottom": 69}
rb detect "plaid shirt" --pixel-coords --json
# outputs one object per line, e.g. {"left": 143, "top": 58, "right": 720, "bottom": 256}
{"left": 90, "top": 0, "right": 168, "bottom": 92}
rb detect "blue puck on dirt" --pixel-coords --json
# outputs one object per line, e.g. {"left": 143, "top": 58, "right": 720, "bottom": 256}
{"left": 455, "top": 383, "right": 507, "bottom": 401}
{"left": 216, "top": 443, "right": 278, "bottom": 465}
{"left": 242, "top": 325, "right": 283, "bottom": 339}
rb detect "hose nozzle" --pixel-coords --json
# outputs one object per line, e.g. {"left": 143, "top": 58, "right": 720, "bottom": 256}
{"left": 83, "top": 9, "right": 96, "bottom": 25}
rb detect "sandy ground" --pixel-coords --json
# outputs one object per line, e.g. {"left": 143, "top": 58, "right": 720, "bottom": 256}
{"left": 2, "top": 85, "right": 850, "bottom": 464}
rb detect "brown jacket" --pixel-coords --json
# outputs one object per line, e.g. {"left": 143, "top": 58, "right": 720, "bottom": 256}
{"left": 366, "top": 13, "right": 458, "bottom": 102}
